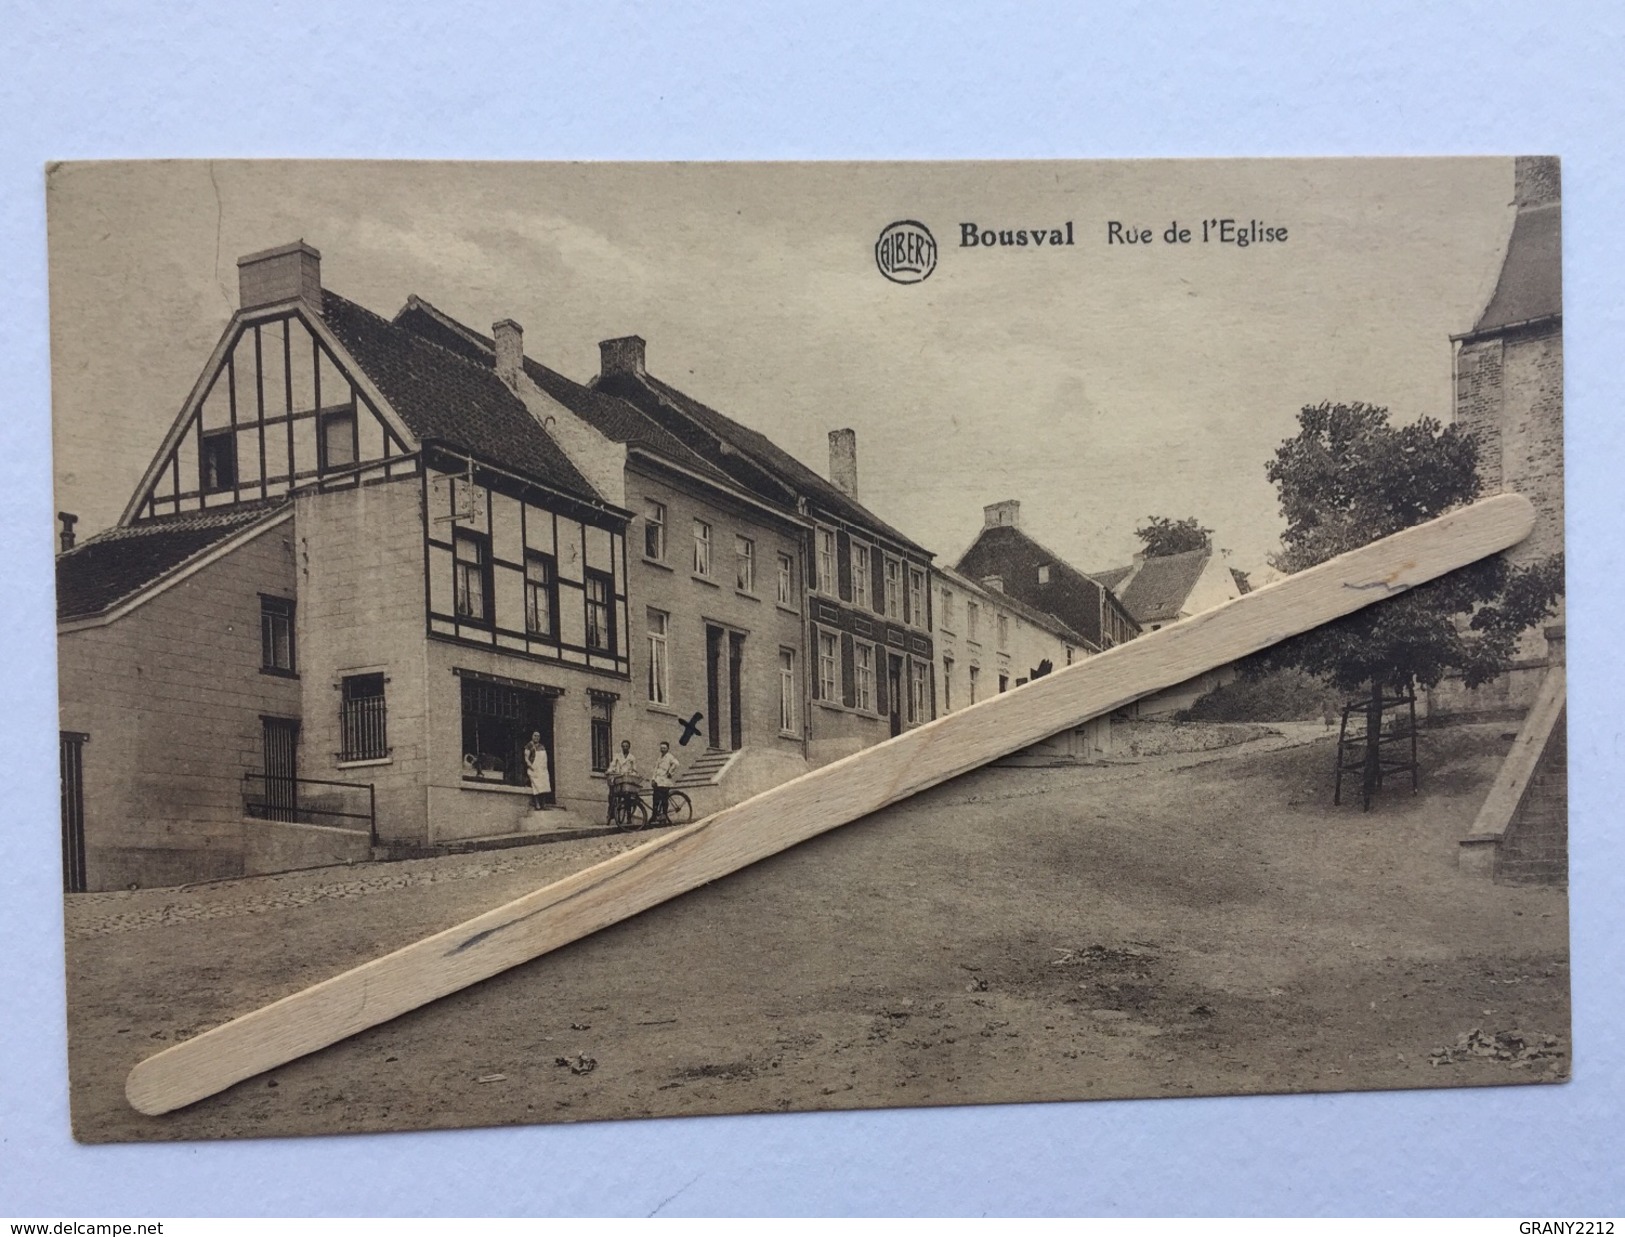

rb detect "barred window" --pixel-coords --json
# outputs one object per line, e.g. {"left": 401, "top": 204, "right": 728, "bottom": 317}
{"left": 340, "top": 673, "right": 388, "bottom": 761}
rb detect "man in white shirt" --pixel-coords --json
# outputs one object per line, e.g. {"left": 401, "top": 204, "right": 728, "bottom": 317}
{"left": 606, "top": 740, "right": 638, "bottom": 824}
{"left": 650, "top": 740, "right": 681, "bottom": 825}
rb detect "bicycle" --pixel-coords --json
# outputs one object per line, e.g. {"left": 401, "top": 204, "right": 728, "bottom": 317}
{"left": 607, "top": 776, "right": 693, "bottom": 831}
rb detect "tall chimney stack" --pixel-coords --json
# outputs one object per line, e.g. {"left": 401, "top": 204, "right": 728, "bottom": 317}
{"left": 237, "top": 240, "right": 322, "bottom": 313}
{"left": 493, "top": 319, "right": 524, "bottom": 385}
{"left": 829, "top": 428, "right": 859, "bottom": 499}
{"left": 984, "top": 499, "right": 1021, "bottom": 529}
{"left": 599, "top": 335, "right": 647, "bottom": 379}
{"left": 58, "top": 512, "right": 78, "bottom": 553}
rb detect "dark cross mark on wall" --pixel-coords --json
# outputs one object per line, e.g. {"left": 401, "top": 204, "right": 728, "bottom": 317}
{"left": 678, "top": 712, "right": 704, "bottom": 746}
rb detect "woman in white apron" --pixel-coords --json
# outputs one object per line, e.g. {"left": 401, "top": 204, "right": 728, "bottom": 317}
{"left": 525, "top": 732, "right": 551, "bottom": 810}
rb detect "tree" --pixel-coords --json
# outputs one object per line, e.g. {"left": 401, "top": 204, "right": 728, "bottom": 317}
{"left": 1135, "top": 515, "right": 1213, "bottom": 557}
{"left": 1250, "top": 401, "right": 1563, "bottom": 805}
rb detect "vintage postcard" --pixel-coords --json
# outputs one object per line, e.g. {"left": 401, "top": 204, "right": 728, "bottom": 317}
{"left": 49, "top": 159, "right": 1567, "bottom": 1141}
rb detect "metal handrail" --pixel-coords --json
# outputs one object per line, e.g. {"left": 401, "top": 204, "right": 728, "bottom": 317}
{"left": 243, "top": 772, "right": 377, "bottom": 845}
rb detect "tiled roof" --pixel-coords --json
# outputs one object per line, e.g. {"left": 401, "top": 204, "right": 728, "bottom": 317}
{"left": 955, "top": 522, "right": 1134, "bottom": 648}
{"left": 57, "top": 502, "right": 288, "bottom": 620}
{"left": 320, "top": 291, "right": 604, "bottom": 505}
{"left": 1089, "top": 564, "right": 1133, "bottom": 591}
{"left": 599, "top": 370, "right": 931, "bottom": 557}
{"left": 1113, "top": 549, "right": 1212, "bottom": 624}
{"left": 1471, "top": 201, "right": 1561, "bottom": 334}
{"left": 391, "top": 299, "right": 736, "bottom": 488}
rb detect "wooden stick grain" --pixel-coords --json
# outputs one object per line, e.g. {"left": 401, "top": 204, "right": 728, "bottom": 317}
{"left": 126, "top": 493, "right": 1535, "bottom": 1115}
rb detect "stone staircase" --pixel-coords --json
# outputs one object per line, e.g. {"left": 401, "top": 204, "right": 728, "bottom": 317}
{"left": 674, "top": 747, "right": 740, "bottom": 789}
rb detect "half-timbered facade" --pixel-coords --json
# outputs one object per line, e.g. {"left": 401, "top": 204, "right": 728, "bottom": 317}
{"left": 392, "top": 298, "right": 816, "bottom": 811}
{"left": 57, "top": 242, "right": 633, "bottom": 889}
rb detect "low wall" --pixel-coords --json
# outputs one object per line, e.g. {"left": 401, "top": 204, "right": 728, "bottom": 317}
{"left": 84, "top": 816, "right": 372, "bottom": 891}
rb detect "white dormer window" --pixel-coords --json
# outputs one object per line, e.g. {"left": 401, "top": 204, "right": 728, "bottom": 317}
{"left": 1038, "top": 564, "right": 1051, "bottom": 584}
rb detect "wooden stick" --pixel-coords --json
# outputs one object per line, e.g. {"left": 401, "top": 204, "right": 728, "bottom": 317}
{"left": 126, "top": 493, "right": 1535, "bottom": 1115}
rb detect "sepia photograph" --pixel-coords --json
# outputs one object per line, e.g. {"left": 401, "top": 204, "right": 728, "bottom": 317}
{"left": 48, "top": 157, "right": 1567, "bottom": 1142}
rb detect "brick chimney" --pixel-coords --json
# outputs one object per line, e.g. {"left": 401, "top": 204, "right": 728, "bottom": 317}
{"left": 238, "top": 241, "right": 322, "bottom": 313}
{"left": 829, "top": 428, "right": 859, "bottom": 499}
{"left": 599, "top": 335, "right": 647, "bottom": 378}
{"left": 58, "top": 511, "right": 78, "bottom": 553}
{"left": 984, "top": 499, "right": 1021, "bottom": 529}
{"left": 493, "top": 319, "right": 524, "bottom": 385}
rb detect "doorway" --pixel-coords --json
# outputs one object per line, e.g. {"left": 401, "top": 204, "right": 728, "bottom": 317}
{"left": 728, "top": 631, "right": 746, "bottom": 751}
{"left": 705, "top": 625, "right": 723, "bottom": 749}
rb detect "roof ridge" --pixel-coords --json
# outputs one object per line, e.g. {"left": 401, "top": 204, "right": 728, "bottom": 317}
{"left": 329, "top": 289, "right": 511, "bottom": 385}
{"left": 395, "top": 294, "right": 497, "bottom": 353}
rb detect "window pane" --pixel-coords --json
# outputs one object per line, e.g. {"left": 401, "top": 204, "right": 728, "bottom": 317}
{"left": 735, "top": 536, "right": 754, "bottom": 592}
{"left": 693, "top": 519, "right": 711, "bottom": 575}
{"left": 644, "top": 499, "right": 665, "bottom": 560}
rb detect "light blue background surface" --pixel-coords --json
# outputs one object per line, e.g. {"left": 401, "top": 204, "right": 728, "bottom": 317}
{"left": 2, "top": 1, "right": 1621, "bottom": 1216}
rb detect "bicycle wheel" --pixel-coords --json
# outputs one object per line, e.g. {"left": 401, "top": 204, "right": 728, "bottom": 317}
{"left": 617, "top": 797, "right": 649, "bottom": 832}
{"left": 664, "top": 792, "right": 694, "bottom": 825}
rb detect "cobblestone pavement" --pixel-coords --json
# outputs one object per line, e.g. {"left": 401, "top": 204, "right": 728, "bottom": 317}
{"left": 65, "top": 830, "right": 653, "bottom": 940}
{"left": 66, "top": 722, "right": 1569, "bottom": 1144}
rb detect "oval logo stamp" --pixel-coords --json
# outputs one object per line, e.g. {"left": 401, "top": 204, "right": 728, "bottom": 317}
{"left": 875, "top": 220, "right": 937, "bottom": 284}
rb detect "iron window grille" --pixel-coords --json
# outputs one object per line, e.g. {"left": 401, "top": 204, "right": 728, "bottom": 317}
{"left": 339, "top": 673, "right": 389, "bottom": 761}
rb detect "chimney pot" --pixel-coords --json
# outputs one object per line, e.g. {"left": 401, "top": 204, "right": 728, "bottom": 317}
{"left": 599, "top": 335, "right": 647, "bottom": 378}
{"left": 237, "top": 240, "right": 322, "bottom": 312}
{"left": 829, "top": 428, "right": 859, "bottom": 500}
{"left": 493, "top": 319, "right": 524, "bottom": 384}
{"left": 58, "top": 511, "right": 78, "bottom": 553}
{"left": 983, "top": 499, "right": 1021, "bottom": 529}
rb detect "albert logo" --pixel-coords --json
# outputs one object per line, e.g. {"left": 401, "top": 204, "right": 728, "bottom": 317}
{"left": 875, "top": 220, "right": 937, "bottom": 284}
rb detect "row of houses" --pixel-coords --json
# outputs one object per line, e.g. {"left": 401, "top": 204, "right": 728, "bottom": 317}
{"left": 55, "top": 241, "right": 1235, "bottom": 891}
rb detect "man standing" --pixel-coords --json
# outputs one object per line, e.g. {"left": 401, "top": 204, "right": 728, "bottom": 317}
{"left": 650, "top": 740, "right": 681, "bottom": 825}
{"left": 606, "top": 739, "right": 638, "bottom": 824}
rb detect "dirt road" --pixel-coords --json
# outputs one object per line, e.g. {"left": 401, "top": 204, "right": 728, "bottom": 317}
{"left": 66, "top": 722, "right": 1569, "bottom": 1142}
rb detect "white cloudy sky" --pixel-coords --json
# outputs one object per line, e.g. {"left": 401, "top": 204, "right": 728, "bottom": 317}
{"left": 47, "top": 158, "right": 1514, "bottom": 574}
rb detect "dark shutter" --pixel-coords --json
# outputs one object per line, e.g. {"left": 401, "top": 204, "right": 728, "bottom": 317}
{"left": 836, "top": 531, "right": 852, "bottom": 603}
{"left": 875, "top": 647, "right": 889, "bottom": 716}
{"left": 871, "top": 546, "right": 886, "bottom": 615}
{"left": 840, "top": 632, "right": 856, "bottom": 708}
